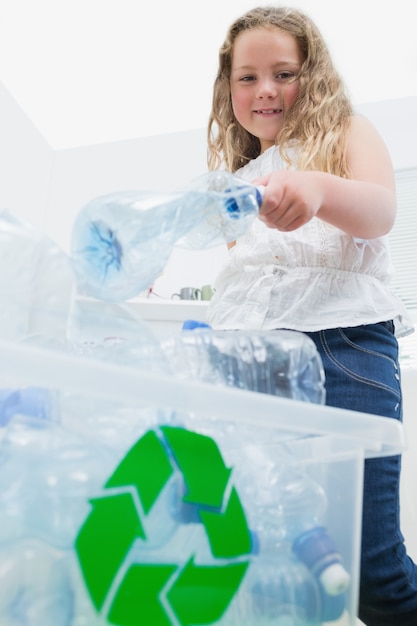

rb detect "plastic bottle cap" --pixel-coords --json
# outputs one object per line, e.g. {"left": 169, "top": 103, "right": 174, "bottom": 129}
{"left": 256, "top": 185, "right": 266, "bottom": 204}
{"left": 182, "top": 320, "right": 212, "bottom": 331}
{"left": 319, "top": 562, "right": 351, "bottom": 595}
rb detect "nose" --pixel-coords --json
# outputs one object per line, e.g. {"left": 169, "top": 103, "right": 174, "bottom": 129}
{"left": 256, "top": 78, "right": 278, "bottom": 99}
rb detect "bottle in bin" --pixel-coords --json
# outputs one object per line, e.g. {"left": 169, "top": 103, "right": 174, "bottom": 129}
{"left": 275, "top": 467, "right": 351, "bottom": 621}
{"left": 235, "top": 464, "right": 350, "bottom": 624}
{"left": 237, "top": 548, "right": 322, "bottom": 625}
{"left": 162, "top": 326, "right": 326, "bottom": 404}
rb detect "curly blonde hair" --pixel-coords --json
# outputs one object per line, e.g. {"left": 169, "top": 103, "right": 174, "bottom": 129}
{"left": 207, "top": 5, "right": 353, "bottom": 177}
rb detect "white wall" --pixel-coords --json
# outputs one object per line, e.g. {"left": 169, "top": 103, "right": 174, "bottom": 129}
{"left": 356, "top": 97, "right": 417, "bottom": 170}
{"left": 44, "top": 129, "right": 207, "bottom": 250}
{"left": 0, "top": 82, "right": 54, "bottom": 230}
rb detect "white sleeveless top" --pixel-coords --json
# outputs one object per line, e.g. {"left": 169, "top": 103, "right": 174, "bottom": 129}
{"left": 207, "top": 146, "right": 413, "bottom": 338}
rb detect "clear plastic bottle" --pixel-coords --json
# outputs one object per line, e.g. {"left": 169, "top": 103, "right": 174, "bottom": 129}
{"left": 231, "top": 454, "right": 350, "bottom": 625}
{"left": 161, "top": 328, "right": 326, "bottom": 404}
{"left": 0, "top": 539, "right": 75, "bottom": 626}
{"left": 71, "top": 171, "right": 262, "bottom": 302}
{"left": 0, "top": 415, "right": 123, "bottom": 625}
{"left": 234, "top": 548, "right": 322, "bottom": 626}
{"left": 273, "top": 466, "right": 351, "bottom": 622}
{"left": 0, "top": 387, "right": 59, "bottom": 427}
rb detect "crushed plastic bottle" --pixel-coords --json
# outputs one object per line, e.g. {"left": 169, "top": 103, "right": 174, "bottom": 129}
{"left": 161, "top": 328, "right": 326, "bottom": 404}
{"left": 70, "top": 171, "right": 262, "bottom": 302}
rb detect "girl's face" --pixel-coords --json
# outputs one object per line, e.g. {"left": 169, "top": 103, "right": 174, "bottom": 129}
{"left": 230, "top": 27, "right": 303, "bottom": 153}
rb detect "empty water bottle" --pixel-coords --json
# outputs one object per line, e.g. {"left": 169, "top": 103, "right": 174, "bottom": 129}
{"left": 0, "top": 417, "right": 117, "bottom": 549}
{"left": 70, "top": 171, "right": 262, "bottom": 302}
{"left": 0, "top": 539, "right": 75, "bottom": 626}
{"left": 272, "top": 466, "right": 351, "bottom": 621}
{"left": 161, "top": 328, "right": 326, "bottom": 404}
{"left": 235, "top": 549, "right": 322, "bottom": 626}
{"left": 0, "top": 387, "right": 59, "bottom": 427}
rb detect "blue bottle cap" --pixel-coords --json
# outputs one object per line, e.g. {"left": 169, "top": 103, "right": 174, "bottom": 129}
{"left": 182, "top": 320, "right": 212, "bottom": 331}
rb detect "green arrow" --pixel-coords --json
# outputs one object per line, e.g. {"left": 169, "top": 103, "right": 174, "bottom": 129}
{"left": 108, "top": 563, "right": 177, "bottom": 626}
{"left": 161, "top": 426, "right": 231, "bottom": 508}
{"left": 75, "top": 492, "right": 145, "bottom": 611}
{"left": 167, "top": 556, "right": 249, "bottom": 626}
{"left": 200, "top": 486, "right": 252, "bottom": 558}
{"left": 105, "top": 429, "right": 174, "bottom": 513}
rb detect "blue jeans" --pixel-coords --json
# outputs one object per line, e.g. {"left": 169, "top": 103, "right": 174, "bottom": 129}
{"left": 305, "top": 322, "right": 417, "bottom": 625}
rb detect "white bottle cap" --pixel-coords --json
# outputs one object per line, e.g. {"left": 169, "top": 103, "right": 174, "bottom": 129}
{"left": 319, "top": 563, "right": 351, "bottom": 595}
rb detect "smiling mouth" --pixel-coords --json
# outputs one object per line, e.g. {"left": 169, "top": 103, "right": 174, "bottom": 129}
{"left": 254, "top": 109, "right": 282, "bottom": 115}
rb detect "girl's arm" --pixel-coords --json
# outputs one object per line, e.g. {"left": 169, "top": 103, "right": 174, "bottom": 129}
{"left": 256, "top": 115, "right": 396, "bottom": 239}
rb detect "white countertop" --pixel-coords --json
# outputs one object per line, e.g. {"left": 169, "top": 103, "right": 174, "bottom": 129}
{"left": 127, "top": 297, "right": 209, "bottom": 322}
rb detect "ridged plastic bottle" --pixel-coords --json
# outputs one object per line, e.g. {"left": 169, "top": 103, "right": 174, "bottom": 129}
{"left": 161, "top": 327, "right": 326, "bottom": 404}
{"left": 71, "top": 171, "right": 262, "bottom": 302}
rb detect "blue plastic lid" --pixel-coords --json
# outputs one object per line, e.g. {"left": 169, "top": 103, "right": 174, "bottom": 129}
{"left": 182, "top": 320, "right": 212, "bottom": 331}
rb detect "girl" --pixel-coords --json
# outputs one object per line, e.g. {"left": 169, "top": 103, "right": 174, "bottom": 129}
{"left": 206, "top": 6, "right": 416, "bottom": 625}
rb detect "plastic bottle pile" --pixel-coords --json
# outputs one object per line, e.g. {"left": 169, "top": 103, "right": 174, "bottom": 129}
{"left": 0, "top": 175, "right": 351, "bottom": 625}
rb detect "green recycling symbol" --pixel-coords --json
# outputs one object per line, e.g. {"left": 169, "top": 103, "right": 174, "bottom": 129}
{"left": 75, "top": 426, "right": 252, "bottom": 625}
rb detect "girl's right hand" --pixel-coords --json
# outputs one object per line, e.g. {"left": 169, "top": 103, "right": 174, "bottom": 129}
{"left": 253, "top": 170, "right": 323, "bottom": 232}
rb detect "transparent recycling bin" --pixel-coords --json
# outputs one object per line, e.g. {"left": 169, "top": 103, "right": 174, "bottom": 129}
{"left": 0, "top": 338, "right": 405, "bottom": 626}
